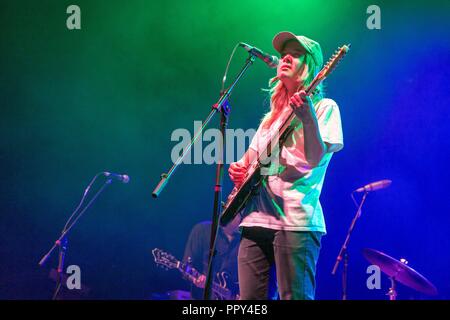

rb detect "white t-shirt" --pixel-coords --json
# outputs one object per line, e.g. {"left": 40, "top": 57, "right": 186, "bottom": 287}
{"left": 239, "top": 98, "right": 343, "bottom": 234}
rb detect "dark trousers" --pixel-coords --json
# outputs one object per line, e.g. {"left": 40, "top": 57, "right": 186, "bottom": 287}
{"left": 238, "top": 227, "right": 322, "bottom": 300}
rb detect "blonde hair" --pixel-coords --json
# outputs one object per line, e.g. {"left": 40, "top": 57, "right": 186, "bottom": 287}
{"left": 261, "top": 53, "right": 324, "bottom": 129}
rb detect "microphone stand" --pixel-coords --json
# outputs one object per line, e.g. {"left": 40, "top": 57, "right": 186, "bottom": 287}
{"left": 152, "top": 54, "right": 256, "bottom": 300}
{"left": 39, "top": 178, "right": 113, "bottom": 299}
{"left": 52, "top": 236, "right": 67, "bottom": 300}
{"left": 331, "top": 190, "right": 369, "bottom": 300}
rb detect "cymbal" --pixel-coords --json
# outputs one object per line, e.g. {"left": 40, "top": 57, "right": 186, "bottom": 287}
{"left": 362, "top": 248, "right": 438, "bottom": 296}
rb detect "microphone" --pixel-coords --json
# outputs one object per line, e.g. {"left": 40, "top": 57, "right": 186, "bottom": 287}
{"left": 104, "top": 172, "right": 130, "bottom": 184}
{"left": 239, "top": 42, "right": 279, "bottom": 68}
{"left": 355, "top": 179, "right": 391, "bottom": 193}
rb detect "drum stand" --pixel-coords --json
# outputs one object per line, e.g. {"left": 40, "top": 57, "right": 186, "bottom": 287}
{"left": 387, "top": 277, "right": 397, "bottom": 300}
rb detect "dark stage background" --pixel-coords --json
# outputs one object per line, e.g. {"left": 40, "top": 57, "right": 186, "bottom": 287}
{"left": 1, "top": 0, "right": 449, "bottom": 300}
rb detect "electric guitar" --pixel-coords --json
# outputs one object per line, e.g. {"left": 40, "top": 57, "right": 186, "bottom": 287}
{"left": 220, "top": 44, "right": 351, "bottom": 226}
{"left": 151, "top": 248, "right": 238, "bottom": 300}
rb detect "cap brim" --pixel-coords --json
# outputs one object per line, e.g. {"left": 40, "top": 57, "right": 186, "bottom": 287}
{"left": 272, "top": 31, "right": 300, "bottom": 54}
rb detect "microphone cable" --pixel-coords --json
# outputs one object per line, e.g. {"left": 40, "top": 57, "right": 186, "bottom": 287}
{"left": 61, "top": 172, "right": 105, "bottom": 234}
{"left": 221, "top": 42, "right": 241, "bottom": 94}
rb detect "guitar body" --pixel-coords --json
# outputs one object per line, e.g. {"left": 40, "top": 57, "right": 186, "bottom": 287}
{"left": 220, "top": 122, "right": 298, "bottom": 226}
{"left": 220, "top": 164, "right": 263, "bottom": 226}
{"left": 212, "top": 271, "right": 239, "bottom": 300}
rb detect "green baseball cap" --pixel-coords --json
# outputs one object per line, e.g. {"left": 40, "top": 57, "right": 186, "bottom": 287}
{"left": 272, "top": 31, "right": 324, "bottom": 69}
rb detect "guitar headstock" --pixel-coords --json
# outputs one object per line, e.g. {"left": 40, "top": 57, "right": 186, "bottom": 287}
{"left": 152, "top": 248, "right": 179, "bottom": 270}
{"left": 316, "top": 44, "right": 350, "bottom": 82}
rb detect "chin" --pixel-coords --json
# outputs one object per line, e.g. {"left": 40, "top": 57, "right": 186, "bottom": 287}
{"left": 277, "top": 72, "right": 290, "bottom": 80}
{"left": 278, "top": 73, "right": 295, "bottom": 84}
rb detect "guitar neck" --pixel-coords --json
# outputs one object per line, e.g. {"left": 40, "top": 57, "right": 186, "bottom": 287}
{"left": 255, "top": 71, "right": 326, "bottom": 166}
{"left": 253, "top": 44, "right": 351, "bottom": 169}
{"left": 176, "top": 260, "right": 200, "bottom": 282}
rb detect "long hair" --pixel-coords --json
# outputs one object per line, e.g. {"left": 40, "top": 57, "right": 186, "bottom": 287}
{"left": 261, "top": 53, "right": 324, "bottom": 129}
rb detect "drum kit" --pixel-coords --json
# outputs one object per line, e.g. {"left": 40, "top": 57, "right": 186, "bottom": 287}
{"left": 362, "top": 248, "right": 438, "bottom": 300}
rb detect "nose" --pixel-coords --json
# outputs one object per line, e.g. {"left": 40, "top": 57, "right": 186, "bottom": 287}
{"left": 281, "top": 54, "right": 293, "bottom": 64}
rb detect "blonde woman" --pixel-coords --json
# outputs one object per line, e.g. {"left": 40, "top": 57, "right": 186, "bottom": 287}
{"left": 229, "top": 32, "right": 344, "bottom": 300}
